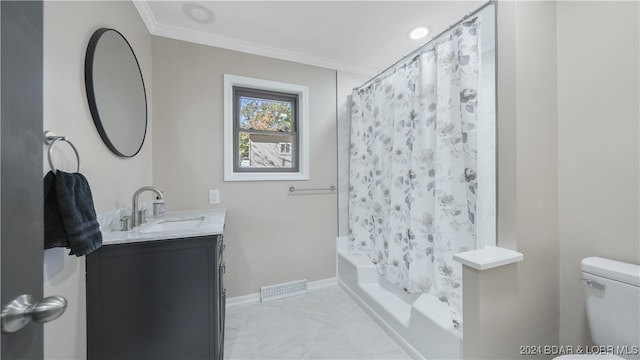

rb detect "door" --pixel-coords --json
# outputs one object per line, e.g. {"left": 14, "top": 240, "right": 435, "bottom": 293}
{"left": 1, "top": 1, "right": 45, "bottom": 358}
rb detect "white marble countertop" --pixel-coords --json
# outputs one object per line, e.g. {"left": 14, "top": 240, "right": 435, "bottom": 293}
{"left": 102, "top": 208, "right": 226, "bottom": 246}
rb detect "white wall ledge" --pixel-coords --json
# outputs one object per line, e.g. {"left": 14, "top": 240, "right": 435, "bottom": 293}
{"left": 453, "top": 246, "right": 523, "bottom": 271}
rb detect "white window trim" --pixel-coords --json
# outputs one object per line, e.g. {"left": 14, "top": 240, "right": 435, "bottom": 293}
{"left": 223, "top": 74, "right": 309, "bottom": 181}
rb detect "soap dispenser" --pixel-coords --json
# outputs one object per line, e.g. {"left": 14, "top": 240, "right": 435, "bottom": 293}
{"left": 153, "top": 196, "right": 165, "bottom": 216}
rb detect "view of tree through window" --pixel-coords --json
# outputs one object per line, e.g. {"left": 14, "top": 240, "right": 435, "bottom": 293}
{"left": 234, "top": 87, "right": 298, "bottom": 172}
{"left": 238, "top": 97, "right": 292, "bottom": 160}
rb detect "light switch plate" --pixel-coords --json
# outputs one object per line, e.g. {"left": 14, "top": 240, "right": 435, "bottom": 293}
{"left": 209, "top": 189, "right": 220, "bottom": 204}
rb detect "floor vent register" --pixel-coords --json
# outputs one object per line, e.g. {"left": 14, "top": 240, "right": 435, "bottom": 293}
{"left": 260, "top": 279, "right": 308, "bottom": 302}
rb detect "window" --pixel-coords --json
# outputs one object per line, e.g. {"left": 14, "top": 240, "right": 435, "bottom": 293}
{"left": 224, "top": 75, "right": 309, "bottom": 181}
{"left": 234, "top": 87, "right": 297, "bottom": 171}
{"left": 278, "top": 142, "right": 292, "bottom": 155}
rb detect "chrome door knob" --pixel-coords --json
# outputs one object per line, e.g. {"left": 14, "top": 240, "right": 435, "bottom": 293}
{"left": 1, "top": 294, "right": 67, "bottom": 333}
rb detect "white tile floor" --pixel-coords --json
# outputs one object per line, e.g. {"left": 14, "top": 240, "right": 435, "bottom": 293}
{"left": 224, "top": 285, "right": 412, "bottom": 360}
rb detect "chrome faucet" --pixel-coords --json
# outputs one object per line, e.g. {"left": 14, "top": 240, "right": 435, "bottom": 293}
{"left": 130, "top": 186, "right": 164, "bottom": 230}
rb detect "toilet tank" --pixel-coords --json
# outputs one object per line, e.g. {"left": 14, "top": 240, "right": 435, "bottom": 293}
{"left": 581, "top": 257, "right": 640, "bottom": 348}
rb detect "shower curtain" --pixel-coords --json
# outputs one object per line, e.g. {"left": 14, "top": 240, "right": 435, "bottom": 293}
{"left": 348, "top": 18, "right": 480, "bottom": 328}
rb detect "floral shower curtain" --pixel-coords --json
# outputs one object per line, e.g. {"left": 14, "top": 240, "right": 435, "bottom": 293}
{"left": 348, "top": 18, "right": 480, "bottom": 328}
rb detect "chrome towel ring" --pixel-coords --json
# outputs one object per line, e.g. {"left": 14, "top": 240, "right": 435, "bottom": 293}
{"left": 44, "top": 131, "right": 80, "bottom": 174}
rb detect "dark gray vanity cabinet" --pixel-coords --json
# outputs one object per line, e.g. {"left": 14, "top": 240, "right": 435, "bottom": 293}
{"left": 87, "top": 235, "right": 225, "bottom": 360}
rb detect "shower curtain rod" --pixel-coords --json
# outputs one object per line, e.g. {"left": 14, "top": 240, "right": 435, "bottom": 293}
{"left": 354, "top": 0, "right": 495, "bottom": 91}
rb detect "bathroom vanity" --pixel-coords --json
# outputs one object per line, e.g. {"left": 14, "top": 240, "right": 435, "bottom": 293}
{"left": 86, "top": 209, "right": 226, "bottom": 360}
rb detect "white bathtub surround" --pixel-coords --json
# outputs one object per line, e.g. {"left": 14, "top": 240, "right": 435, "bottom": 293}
{"left": 349, "top": 16, "right": 482, "bottom": 330}
{"left": 224, "top": 284, "right": 411, "bottom": 360}
{"left": 338, "top": 236, "right": 460, "bottom": 360}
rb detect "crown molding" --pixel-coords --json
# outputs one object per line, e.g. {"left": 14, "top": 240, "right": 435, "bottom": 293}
{"left": 132, "top": 1, "right": 376, "bottom": 77}
{"left": 132, "top": 1, "right": 159, "bottom": 34}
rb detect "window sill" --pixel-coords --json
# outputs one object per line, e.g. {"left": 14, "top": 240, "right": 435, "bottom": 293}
{"left": 223, "top": 171, "right": 309, "bottom": 182}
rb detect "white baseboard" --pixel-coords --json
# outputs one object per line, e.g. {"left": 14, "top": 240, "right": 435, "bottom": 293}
{"left": 226, "top": 277, "right": 337, "bottom": 307}
{"left": 225, "top": 292, "right": 261, "bottom": 307}
{"left": 307, "top": 277, "right": 337, "bottom": 291}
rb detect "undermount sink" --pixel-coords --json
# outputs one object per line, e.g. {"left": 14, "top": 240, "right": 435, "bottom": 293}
{"left": 140, "top": 217, "right": 205, "bottom": 233}
{"left": 102, "top": 209, "right": 226, "bottom": 245}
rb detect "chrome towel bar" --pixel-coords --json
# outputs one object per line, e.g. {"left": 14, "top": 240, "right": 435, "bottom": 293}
{"left": 288, "top": 185, "right": 336, "bottom": 194}
{"left": 44, "top": 131, "right": 80, "bottom": 174}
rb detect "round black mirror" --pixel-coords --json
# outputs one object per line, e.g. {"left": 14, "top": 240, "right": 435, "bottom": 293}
{"left": 85, "top": 28, "right": 147, "bottom": 158}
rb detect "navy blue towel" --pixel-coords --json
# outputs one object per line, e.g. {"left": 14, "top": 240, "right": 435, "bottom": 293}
{"left": 44, "top": 171, "right": 102, "bottom": 256}
{"left": 44, "top": 171, "right": 67, "bottom": 249}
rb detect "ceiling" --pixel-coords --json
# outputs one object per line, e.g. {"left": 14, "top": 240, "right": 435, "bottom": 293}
{"left": 134, "top": 1, "right": 485, "bottom": 77}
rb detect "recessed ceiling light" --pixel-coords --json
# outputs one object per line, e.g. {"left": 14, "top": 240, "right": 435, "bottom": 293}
{"left": 409, "top": 26, "right": 430, "bottom": 40}
{"left": 182, "top": 2, "right": 215, "bottom": 25}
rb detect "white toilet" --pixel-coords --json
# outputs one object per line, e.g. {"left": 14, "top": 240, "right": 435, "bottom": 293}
{"left": 556, "top": 257, "right": 640, "bottom": 360}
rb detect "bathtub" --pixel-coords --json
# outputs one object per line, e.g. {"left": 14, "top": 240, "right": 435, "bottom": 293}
{"left": 337, "top": 236, "right": 461, "bottom": 360}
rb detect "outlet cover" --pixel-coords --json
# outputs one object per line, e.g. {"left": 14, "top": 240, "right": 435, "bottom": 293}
{"left": 209, "top": 189, "right": 220, "bottom": 204}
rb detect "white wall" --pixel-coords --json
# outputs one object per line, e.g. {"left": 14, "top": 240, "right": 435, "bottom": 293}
{"left": 151, "top": 37, "right": 338, "bottom": 297}
{"left": 464, "top": 2, "right": 560, "bottom": 358}
{"left": 476, "top": 6, "right": 497, "bottom": 249}
{"left": 465, "top": 2, "right": 640, "bottom": 358}
{"left": 557, "top": 1, "right": 640, "bottom": 347}
{"left": 43, "top": 2, "right": 152, "bottom": 358}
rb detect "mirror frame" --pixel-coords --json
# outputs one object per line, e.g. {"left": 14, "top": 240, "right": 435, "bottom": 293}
{"left": 84, "top": 28, "right": 148, "bottom": 158}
